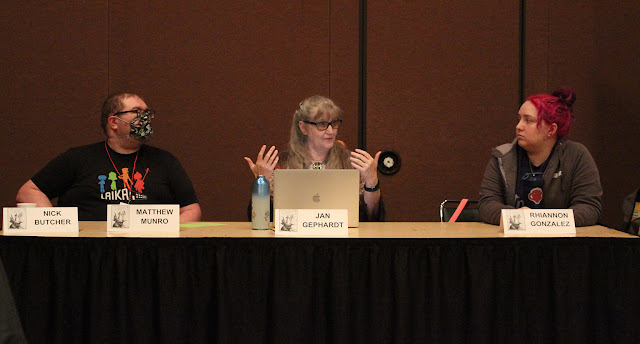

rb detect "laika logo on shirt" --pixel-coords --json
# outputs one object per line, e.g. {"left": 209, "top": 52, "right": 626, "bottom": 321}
{"left": 98, "top": 167, "right": 150, "bottom": 201}
{"left": 528, "top": 187, "right": 543, "bottom": 205}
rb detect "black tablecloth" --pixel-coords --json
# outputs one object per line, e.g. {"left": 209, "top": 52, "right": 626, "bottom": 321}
{"left": 0, "top": 256, "right": 26, "bottom": 343}
{"left": 1, "top": 236, "right": 640, "bottom": 343}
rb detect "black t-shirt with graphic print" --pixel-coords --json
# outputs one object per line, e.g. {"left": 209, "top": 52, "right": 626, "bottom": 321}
{"left": 31, "top": 141, "right": 198, "bottom": 221}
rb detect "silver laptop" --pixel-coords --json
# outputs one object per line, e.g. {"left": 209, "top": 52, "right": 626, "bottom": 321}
{"left": 273, "top": 169, "right": 360, "bottom": 227}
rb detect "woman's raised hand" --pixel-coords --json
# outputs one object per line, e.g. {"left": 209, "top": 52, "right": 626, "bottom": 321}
{"left": 244, "top": 145, "right": 279, "bottom": 179}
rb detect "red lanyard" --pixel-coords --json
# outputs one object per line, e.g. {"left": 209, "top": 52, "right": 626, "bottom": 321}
{"left": 105, "top": 141, "right": 139, "bottom": 192}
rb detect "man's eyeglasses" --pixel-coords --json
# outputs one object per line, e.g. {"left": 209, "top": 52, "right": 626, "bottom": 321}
{"left": 303, "top": 119, "right": 342, "bottom": 130}
{"left": 114, "top": 109, "right": 156, "bottom": 119}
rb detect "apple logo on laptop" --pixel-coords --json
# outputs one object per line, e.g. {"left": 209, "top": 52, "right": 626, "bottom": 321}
{"left": 313, "top": 193, "right": 320, "bottom": 203}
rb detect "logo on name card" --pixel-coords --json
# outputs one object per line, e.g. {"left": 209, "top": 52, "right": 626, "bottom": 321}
{"left": 279, "top": 209, "right": 297, "bottom": 232}
{"left": 8, "top": 209, "right": 27, "bottom": 229}
{"left": 508, "top": 213, "right": 523, "bottom": 230}
{"left": 111, "top": 204, "right": 130, "bottom": 229}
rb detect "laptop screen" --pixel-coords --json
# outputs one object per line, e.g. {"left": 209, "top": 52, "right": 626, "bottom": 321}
{"left": 273, "top": 169, "right": 360, "bottom": 227}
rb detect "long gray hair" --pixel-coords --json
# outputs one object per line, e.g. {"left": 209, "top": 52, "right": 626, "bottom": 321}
{"left": 286, "top": 95, "right": 351, "bottom": 169}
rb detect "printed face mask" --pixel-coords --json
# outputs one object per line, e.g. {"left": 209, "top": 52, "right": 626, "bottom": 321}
{"left": 116, "top": 110, "right": 154, "bottom": 141}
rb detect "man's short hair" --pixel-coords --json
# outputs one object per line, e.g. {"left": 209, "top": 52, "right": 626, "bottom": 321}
{"left": 100, "top": 92, "right": 144, "bottom": 133}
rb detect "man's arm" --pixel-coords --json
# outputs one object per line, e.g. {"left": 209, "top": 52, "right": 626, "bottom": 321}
{"left": 16, "top": 180, "right": 53, "bottom": 207}
{"left": 180, "top": 203, "right": 202, "bottom": 223}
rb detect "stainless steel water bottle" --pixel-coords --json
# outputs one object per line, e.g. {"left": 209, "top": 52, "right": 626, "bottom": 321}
{"left": 251, "top": 175, "right": 270, "bottom": 230}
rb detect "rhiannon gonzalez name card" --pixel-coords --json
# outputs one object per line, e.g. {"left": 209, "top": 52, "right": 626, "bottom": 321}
{"left": 3, "top": 207, "right": 78, "bottom": 234}
{"left": 107, "top": 204, "right": 179, "bottom": 233}
{"left": 501, "top": 209, "right": 576, "bottom": 237}
{"left": 275, "top": 209, "right": 348, "bottom": 237}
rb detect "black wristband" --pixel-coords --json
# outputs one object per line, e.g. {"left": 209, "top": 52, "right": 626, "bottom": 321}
{"left": 364, "top": 180, "right": 380, "bottom": 192}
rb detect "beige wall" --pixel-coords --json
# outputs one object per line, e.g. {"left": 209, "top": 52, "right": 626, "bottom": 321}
{"left": 1, "top": 1, "right": 638, "bottom": 227}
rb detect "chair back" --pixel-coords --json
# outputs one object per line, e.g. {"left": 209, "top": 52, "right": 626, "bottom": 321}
{"left": 621, "top": 188, "right": 640, "bottom": 235}
{"left": 440, "top": 199, "right": 481, "bottom": 222}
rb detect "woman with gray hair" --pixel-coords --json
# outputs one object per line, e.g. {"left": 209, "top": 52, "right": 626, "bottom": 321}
{"left": 245, "top": 95, "right": 384, "bottom": 221}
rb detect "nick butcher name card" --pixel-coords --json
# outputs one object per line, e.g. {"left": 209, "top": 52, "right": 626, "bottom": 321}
{"left": 3, "top": 207, "right": 79, "bottom": 233}
{"left": 501, "top": 208, "right": 576, "bottom": 237}
{"left": 107, "top": 204, "right": 179, "bottom": 233}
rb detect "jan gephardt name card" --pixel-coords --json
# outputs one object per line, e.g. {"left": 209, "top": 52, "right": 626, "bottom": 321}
{"left": 275, "top": 209, "right": 348, "bottom": 237}
{"left": 3, "top": 207, "right": 78, "bottom": 233}
{"left": 501, "top": 209, "right": 576, "bottom": 237}
{"left": 107, "top": 204, "right": 179, "bottom": 233}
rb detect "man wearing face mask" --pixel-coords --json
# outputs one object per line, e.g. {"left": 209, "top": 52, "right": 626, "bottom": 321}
{"left": 16, "top": 92, "right": 202, "bottom": 222}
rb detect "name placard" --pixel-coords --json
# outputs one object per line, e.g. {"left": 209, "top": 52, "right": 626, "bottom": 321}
{"left": 107, "top": 204, "right": 179, "bottom": 233}
{"left": 501, "top": 209, "right": 576, "bottom": 237}
{"left": 275, "top": 209, "right": 348, "bottom": 237}
{"left": 3, "top": 207, "right": 78, "bottom": 233}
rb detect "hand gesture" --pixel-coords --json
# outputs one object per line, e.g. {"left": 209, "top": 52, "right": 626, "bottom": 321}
{"left": 244, "top": 145, "right": 279, "bottom": 180}
{"left": 350, "top": 149, "right": 381, "bottom": 188}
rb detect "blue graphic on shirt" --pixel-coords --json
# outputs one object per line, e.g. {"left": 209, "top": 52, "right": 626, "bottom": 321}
{"left": 98, "top": 175, "right": 107, "bottom": 193}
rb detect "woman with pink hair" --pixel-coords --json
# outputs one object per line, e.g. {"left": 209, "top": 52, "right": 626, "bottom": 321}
{"left": 479, "top": 87, "right": 602, "bottom": 226}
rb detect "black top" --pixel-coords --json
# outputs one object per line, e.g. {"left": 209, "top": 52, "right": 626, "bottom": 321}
{"left": 515, "top": 143, "right": 555, "bottom": 209}
{"left": 31, "top": 141, "right": 198, "bottom": 221}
